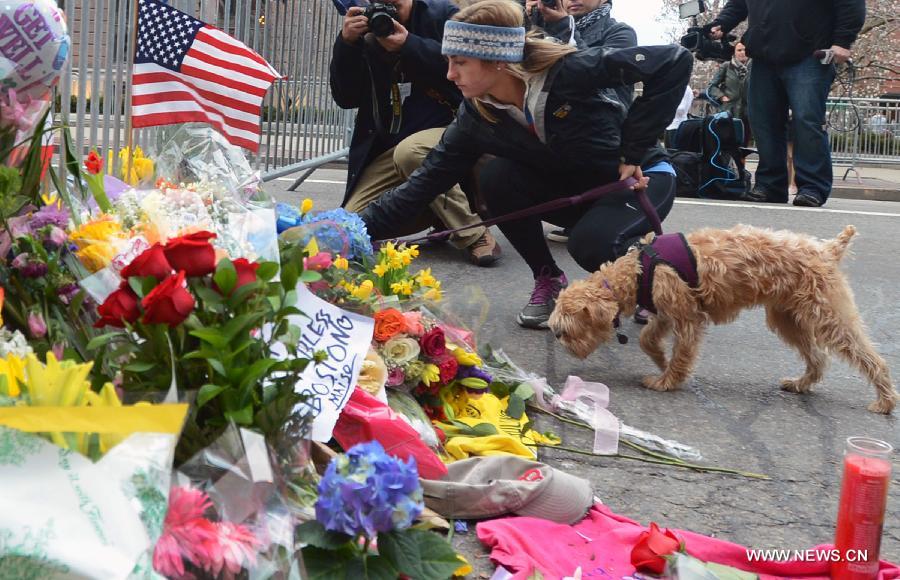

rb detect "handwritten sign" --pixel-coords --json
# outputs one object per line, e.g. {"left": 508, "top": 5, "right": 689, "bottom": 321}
{"left": 290, "top": 283, "right": 374, "bottom": 441}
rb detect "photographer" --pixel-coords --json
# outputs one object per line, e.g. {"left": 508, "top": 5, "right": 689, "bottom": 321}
{"left": 708, "top": 0, "right": 865, "bottom": 207}
{"left": 331, "top": 0, "right": 502, "bottom": 265}
{"left": 361, "top": 0, "right": 691, "bottom": 329}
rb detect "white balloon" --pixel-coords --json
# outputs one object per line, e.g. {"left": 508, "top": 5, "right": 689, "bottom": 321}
{"left": 0, "top": 0, "right": 70, "bottom": 101}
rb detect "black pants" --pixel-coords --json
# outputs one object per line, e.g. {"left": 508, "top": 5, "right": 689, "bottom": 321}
{"left": 479, "top": 158, "right": 676, "bottom": 276}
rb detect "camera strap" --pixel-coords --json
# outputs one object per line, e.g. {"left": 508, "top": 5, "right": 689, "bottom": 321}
{"left": 389, "top": 79, "right": 404, "bottom": 134}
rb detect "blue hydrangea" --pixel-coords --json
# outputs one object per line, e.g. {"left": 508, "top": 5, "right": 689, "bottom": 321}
{"left": 315, "top": 440, "right": 423, "bottom": 538}
{"left": 301, "top": 208, "right": 373, "bottom": 261}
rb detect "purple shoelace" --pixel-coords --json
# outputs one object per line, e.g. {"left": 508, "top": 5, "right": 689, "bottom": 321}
{"left": 528, "top": 273, "right": 566, "bottom": 305}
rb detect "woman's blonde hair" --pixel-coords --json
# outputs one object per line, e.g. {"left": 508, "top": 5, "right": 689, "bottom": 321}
{"left": 452, "top": 0, "right": 576, "bottom": 121}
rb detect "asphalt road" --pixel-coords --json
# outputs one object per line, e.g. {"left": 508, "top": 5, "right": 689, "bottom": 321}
{"left": 265, "top": 167, "right": 900, "bottom": 576}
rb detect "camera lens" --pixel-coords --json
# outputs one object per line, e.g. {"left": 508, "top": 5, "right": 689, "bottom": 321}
{"left": 369, "top": 12, "right": 394, "bottom": 36}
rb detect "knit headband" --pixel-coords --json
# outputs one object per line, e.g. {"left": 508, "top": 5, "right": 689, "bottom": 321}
{"left": 442, "top": 21, "right": 526, "bottom": 62}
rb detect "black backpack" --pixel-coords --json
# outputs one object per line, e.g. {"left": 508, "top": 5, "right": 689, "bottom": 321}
{"left": 669, "top": 112, "right": 751, "bottom": 200}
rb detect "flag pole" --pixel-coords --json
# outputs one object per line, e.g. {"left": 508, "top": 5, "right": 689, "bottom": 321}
{"left": 123, "top": 0, "right": 140, "bottom": 183}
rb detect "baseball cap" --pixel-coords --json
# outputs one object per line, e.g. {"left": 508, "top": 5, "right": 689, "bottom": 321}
{"left": 421, "top": 456, "right": 593, "bottom": 525}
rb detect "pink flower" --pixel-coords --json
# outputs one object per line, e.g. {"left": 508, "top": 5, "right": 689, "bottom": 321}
{"left": 27, "top": 312, "right": 47, "bottom": 338}
{"left": 402, "top": 311, "right": 425, "bottom": 337}
{"left": 153, "top": 487, "right": 218, "bottom": 578}
{"left": 0, "top": 90, "right": 33, "bottom": 132}
{"left": 51, "top": 343, "right": 65, "bottom": 360}
{"left": 386, "top": 366, "right": 405, "bottom": 387}
{"left": 166, "top": 486, "right": 211, "bottom": 526}
{"left": 207, "top": 522, "right": 262, "bottom": 576}
{"left": 303, "top": 252, "right": 333, "bottom": 271}
{"left": 45, "top": 226, "right": 67, "bottom": 249}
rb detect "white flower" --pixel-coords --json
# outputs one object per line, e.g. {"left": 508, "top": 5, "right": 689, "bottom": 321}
{"left": 382, "top": 337, "right": 421, "bottom": 365}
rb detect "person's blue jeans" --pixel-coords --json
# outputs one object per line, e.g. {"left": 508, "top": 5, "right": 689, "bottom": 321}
{"left": 748, "top": 56, "right": 836, "bottom": 202}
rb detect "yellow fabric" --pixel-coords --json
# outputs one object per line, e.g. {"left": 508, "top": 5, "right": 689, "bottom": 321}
{"left": 0, "top": 404, "right": 188, "bottom": 435}
{"left": 438, "top": 391, "right": 555, "bottom": 461}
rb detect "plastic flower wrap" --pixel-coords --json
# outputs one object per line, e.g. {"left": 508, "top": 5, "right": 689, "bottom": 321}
{"left": 315, "top": 440, "right": 423, "bottom": 537}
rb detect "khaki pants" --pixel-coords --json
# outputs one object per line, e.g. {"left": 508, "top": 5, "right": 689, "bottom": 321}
{"left": 344, "top": 128, "right": 485, "bottom": 248}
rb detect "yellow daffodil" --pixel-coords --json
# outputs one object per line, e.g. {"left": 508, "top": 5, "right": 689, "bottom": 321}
{"left": 451, "top": 346, "right": 482, "bottom": 367}
{"left": 40, "top": 192, "right": 61, "bottom": 208}
{"left": 415, "top": 268, "right": 437, "bottom": 288}
{"left": 0, "top": 353, "right": 25, "bottom": 397}
{"left": 388, "top": 254, "right": 404, "bottom": 270}
{"left": 390, "top": 279, "right": 414, "bottom": 296}
{"left": 420, "top": 363, "right": 441, "bottom": 386}
{"left": 407, "top": 244, "right": 420, "bottom": 258}
{"left": 399, "top": 251, "right": 412, "bottom": 266}
{"left": 334, "top": 255, "right": 349, "bottom": 270}
{"left": 301, "top": 198, "right": 314, "bottom": 214}
{"left": 351, "top": 279, "right": 374, "bottom": 300}
{"left": 383, "top": 241, "right": 398, "bottom": 258}
{"left": 424, "top": 281, "right": 442, "bottom": 302}
{"left": 372, "top": 263, "right": 388, "bottom": 277}
{"left": 76, "top": 243, "right": 119, "bottom": 272}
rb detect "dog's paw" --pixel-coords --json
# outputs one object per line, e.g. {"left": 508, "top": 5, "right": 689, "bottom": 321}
{"left": 867, "top": 397, "right": 896, "bottom": 415}
{"left": 642, "top": 375, "right": 677, "bottom": 392}
{"left": 780, "top": 378, "right": 812, "bottom": 394}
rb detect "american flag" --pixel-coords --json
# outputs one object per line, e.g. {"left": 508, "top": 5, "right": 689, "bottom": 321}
{"left": 131, "top": 0, "right": 280, "bottom": 151}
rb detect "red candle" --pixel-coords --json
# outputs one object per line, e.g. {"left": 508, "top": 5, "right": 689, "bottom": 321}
{"left": 832, "top": 437, "right": 893, "bottom": 580}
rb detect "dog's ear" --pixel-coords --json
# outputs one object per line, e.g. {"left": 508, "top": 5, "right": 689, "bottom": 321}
{"left": 581, "top": 285, "right": 619, "bottom": 343}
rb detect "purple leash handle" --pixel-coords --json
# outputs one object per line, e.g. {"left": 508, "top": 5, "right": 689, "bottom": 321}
{"left": 379, "top": 176, "right": 661, "bottom": 245}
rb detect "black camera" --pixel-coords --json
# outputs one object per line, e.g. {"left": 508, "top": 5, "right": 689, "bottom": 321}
{"left": 540, "top": 0, "right": 559, "bottom": 7}
{"left": 677, "top": 0, "right": 735, "bottom": 62}
{"left": 364, "top": 2, "right": 399, "bottom": 37}
{"left": 680, "top": 25, "right": 735, "bottom": 62}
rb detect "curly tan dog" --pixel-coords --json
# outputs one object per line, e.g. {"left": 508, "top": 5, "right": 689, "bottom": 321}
{"left": 548, "top": 225, "right": 897, "bottom": 414}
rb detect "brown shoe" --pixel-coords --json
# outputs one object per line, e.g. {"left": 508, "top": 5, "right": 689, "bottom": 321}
{"left": 466, "top": 229, "right": 501, "bottom": 266}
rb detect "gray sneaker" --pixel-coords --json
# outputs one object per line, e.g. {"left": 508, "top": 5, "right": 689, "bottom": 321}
{"left": 516, "top": 271, "right": 568, "bottom": 329}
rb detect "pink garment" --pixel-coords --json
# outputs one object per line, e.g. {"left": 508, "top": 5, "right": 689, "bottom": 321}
{"left": 477, "top": 504, "right": 900, "bottom": 580}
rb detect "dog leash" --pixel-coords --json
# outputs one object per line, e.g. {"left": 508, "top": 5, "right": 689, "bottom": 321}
{"left": 378, "top": 176, "right": 663, "bottom": 245}
{"left": 602, "top": 279, "right": 629, "bottom": 345}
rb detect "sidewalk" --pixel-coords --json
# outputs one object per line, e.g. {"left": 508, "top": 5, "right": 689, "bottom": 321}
{"left": 744, "top": 160, "right": 900, "bottom": 202}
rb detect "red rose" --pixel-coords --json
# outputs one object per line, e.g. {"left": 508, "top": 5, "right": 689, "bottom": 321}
{"left": 435, "top": 354, "right": 459, "bottom": 384}
{"left": 84, "top": 151, "right": 103, "bottom": 175}
{"left": 94, "top": 285, "right": 141, "bottom": 328}
{"left": 630, "top": 522, "right": 682, "bottom": 575}
{"left": 141, "top": 271, "right": 195, "bottom": 327}
{"left": 163, "top": 231, "right": 217, "bottom": 277}
{"left": 232, "top": 258, "right": 261, "bottom": 290}
{"left": 419, "top": 327, "right": 446, "bottom": 358}
{"left": 121, "top": 244, "right": 172, "bottom": 281}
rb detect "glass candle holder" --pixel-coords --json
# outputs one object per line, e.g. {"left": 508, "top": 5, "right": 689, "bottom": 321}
{"left": 832, "top": 437, "right": 893, "bottom": 580}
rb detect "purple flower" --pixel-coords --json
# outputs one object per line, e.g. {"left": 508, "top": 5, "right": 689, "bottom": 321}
{"left": 315, "top": 441, "right": 423, "bottom": 538}
{"left": 44, "top": 226, "right": 67, "bottom": 250}
{"left": 57, "top": 283, "right": 81, "bottom": 305}
{"left": 386, "top": 366, "right": 405, "bottom": 387}
{"left": 457, "top": 364, "right": 493, "bottom": 384}
{"left": 28, "top": 312, "right": 47, "bottom": 338}
{"left": 11, "top": 253, "right": 29, "bottom": 269}
{"left": 31, "top": 205, "right": 70, "bottom": 230}
{"left": 21, "top": 262, "right": 48, "bottom": 278}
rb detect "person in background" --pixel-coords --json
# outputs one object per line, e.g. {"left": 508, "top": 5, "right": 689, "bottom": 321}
{"left": 360, "top": 0, "right": 691, "bottom": 329}
{"left": 330, "top": 0, "right": 502, "bottom": 265}
{"left": 709, "top": 0, "right": 865, "bottom": 207}
{"left": 663, "top": 85, "right": 694, "bottom": 149}
{"left": 530, "top": 0, "right": 638, "bottom": 245}
{"left": 707, "top": 41, "right": 750, "bottom": 142}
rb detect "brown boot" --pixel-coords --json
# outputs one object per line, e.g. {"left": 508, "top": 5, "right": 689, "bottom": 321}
{"left": 466, "top": 229, "right": 501, "bottom": 266}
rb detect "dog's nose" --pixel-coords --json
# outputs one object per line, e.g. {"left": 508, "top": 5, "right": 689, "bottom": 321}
{"left": 554, "top": 331, "right": 563, "bottom": 339}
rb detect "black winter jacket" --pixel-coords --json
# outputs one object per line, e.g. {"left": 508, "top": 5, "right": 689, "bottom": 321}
{"left": 329, "top": 0, "right": 461, "bottom": 204}
{"left": 711, "top": 0, "right": 865, "bottom": 65}
{"left": 543, "top": 9, "right": 638, "bottom": 105}
{"left": 361, "top": 45, "right": 693, "bottom": 240}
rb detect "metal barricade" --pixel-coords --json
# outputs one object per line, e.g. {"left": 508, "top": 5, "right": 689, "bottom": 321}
{"left": 57, "top": 0, "right": 353, "bottom": 181}
{"left": 827, "top": 97, "right": 900, "bottom": 165}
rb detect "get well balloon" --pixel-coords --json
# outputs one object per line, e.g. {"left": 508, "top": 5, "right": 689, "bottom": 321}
{"left": 0, "top": 0, "right": 70, "bottom": 101}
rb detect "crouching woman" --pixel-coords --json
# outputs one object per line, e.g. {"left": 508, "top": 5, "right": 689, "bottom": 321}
{"left": 360, "top": 0, "right": 692, "bottom": 329}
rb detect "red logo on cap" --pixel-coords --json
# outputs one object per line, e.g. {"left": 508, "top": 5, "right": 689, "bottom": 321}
{"left": 518, "top": 468, "right": 544, "bottom": 482}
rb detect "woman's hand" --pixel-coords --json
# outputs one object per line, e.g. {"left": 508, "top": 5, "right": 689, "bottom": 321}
{"left": 619, "top": 163, "right": 649, "bottom": 190}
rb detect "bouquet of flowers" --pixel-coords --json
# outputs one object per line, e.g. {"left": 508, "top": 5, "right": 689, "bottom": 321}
{"left": 87, "top": 230, "right": 317, "bottom": 462}
{"left": 298, "top": 441, "right": 464, "bottom": 579}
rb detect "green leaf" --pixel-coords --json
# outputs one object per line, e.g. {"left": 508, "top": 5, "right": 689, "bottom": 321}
{"left": 214, "top": 259, "right": 237, "bottom": 296}
{"left": 507, "top": 393, "right": 525, "bottom": 420}
{"left": 514, "top": 382, "right": 535, "bottom": 401}
{"left": 123, "top": 361, "right": 155, "bottom": 373}
{"left": 470, "top": 422, "right": 499, "bottom": 437}
{"left": 19, "top": 107, "right": 52, "bottom": 202}
{"left": 193, "top": 284, "right": 225, "bottom": 306}
{"left": 224, "top": 405, "right": 254, "bottom": 425}
{"left": 221, "top": 313, "right": 263, "bottom": 343}
{"left": 253, "top": 389, "right": 302, "bottom": 437}
{"left": 301, "top": 546, "right": 358, "bottom": 580}
{"left": 47, "top": 165, "right": 81, "bottom": 227}
{"left": 489, "top": 381, "right": 511, "bottom": 400}
{"left": 197, "top": 384, "right": 226, "bottom": 407}
{"left": 207, "top": 358, "right": 227, "bottom": 377}
{"left": 86, "top": 331, "right": 124, "bottom": 351}
{"left": 128, "top": 277, "right": 145, "bottom": 298}
{"left": 256, "top": 261, "right": 279, "bottom": 282}
{"left": 238, "top": 358, "right": 278, "bottom": 393}
{"left": 62, "top": 127, "right": 88, "bottom": 202}
{"left": 295, "top": 521, "right": 352, "bottom": 550}
{"left": 281, "top": 263, "right": 298, "bottom": 292}
{"left": 364, "top": 556, "right": 401, "bottom": 580}
{"left": 299, "top": 269, "right": 322, "bottom": 283}
{"left": 377, "top": 529, "right": 461, "bottom": 580}
{"left": 188, "top": 328, "right": 228, "bottom": 349}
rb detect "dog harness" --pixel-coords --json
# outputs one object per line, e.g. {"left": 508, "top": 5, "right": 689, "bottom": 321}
{"left": 636, "top": 233, "right": 700, "bottom": 314}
